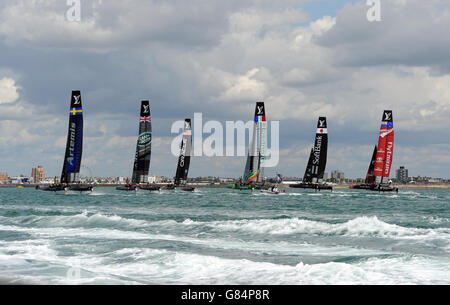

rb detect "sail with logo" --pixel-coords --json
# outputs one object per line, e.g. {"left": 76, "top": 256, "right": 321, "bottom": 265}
{"left": 371, "top": 110, "right": 398, "bottom": 191}
{"left": 228, "top": 102, "right": 266, "bottom": 190}
{"left": 117, "top": 101, "right": 157, "bottom": 191}
{"left": 244, "top": 102, "right": 266, "bottom": 184}
{"left": 350, "top": 110, "right": 398, "bottom": 192}
{"left": 173, "top": 119, "right": 195, "bottom": 191}
{"left": 290, "top": 117, "right": 332, "bottom": 191}
{"left": 37, "top": 91, "right": 92, "bottom": 192}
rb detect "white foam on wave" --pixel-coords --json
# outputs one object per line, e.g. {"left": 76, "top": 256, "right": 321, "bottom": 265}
{"left": 58, "top": 248, "right": 450, "bottom": 285}
{"left": 184, "top": 216, "right": 450, "bottom": 240}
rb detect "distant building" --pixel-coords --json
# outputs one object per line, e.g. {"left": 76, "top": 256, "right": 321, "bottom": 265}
{"left": 331, "top": 170, "right": 345, "bottom": 180}
{"left": 396, "top": 166, "right": 408, "bottom": 183}
{"left": 0, "top": 172, "right": 8, "bottom": 184}
{"left": 31, "top": 166, "right": 45, "bottom": 183}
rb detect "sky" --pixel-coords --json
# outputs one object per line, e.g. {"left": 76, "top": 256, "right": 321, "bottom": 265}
{"left": 0, "top": 0, "right": 449, "bottom": 179}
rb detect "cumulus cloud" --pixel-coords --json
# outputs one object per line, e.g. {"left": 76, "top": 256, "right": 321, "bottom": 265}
{"left": 0, "top": 77, "right": 19, "bottom": 104}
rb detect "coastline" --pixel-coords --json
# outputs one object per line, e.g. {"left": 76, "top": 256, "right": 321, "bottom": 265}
{"left": 2, "top": 183, "right": 450, "bottom": 189}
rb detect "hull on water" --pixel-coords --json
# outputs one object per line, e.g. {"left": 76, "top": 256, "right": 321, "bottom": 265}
{"left": 180, "top": 187, "right": 195, "bottom": 192}
{"left": 116, "top": 185, "right": 137, "bottom": 191}
{"left": 350, "top": 183, "right": 399, "bottom": 193}
{"left": 368, "top": 185, "right": 399, "bottom": 193}
{"left": 36, "top": 185, "right": 66, "bottom": 192}
{"left": 139, "top": 185, "right": 161, "bottom": 191}
{"left": 350, "top": 183, "right": 375, "bottom": 190}
{"left": 68, "top": 184, "right": 93, "bottom": 192}
{"left": 162, "top": 184, "right": 176, "bottom": 190}
{"left": 290, "top": 183, "right": 333, "bottom": 191}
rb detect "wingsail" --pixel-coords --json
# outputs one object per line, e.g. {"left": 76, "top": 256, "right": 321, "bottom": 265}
{"left": 131, "top": 101, "right": 152, "bottom": 184}
{"left": 304, "top": 117, "right": 328, "bottom": 183}
{"left": 374, "top": 110, "right": 394, "bottom": 184}
{"left": 61, "top": 91, "right": 84, "bottom": 184}
{"left": 243, "top": 102, "right": 266, "bottom": 184}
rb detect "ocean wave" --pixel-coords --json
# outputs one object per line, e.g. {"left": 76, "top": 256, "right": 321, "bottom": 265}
{"left": 52, "top": 249, "right": 450, "bottom": 284}
{"left": 185, "top": 216, "right": 450, "bottom": 238}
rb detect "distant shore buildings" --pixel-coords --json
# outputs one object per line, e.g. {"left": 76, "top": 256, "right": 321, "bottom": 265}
{"left": 0, "top": 172, "right": 8, "bottom": 184}
{"left": 31, "top": 166, "right": 45, "bottom": 183}
{"left": 331, "top": 170, "right": 345, "bottom": 181}
{"left": 396, "top": 166, "right": 409, "bottom": 183}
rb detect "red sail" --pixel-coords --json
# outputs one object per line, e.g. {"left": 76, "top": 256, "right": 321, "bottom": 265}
{"left": 374, "top": 110, "right": 394, "bottom": 184}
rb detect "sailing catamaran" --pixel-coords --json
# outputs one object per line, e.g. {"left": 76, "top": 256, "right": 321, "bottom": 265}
{"left": 290, "top": 117, "right": 332, "bottom": 191}
{"left": 167, "top": 119, "right": 194, "bottom": 192}
{"left": 116, "top": 101, "right": 158, "bottom": 191}
{"left": 37, "top": 91, "right": 92, "bottom": 192}
{"left": 350, "top": 110, "right": 398, "bottom": 192}
{"left": 228, "top": 102, "right": 267, "bottom": 190}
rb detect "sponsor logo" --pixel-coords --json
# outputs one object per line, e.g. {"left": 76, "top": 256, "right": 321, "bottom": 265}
{"left": 73, "top": 95, "right": 81, "bottom": 105}
{"left": 380, "top": 129, "right": 394, "bottom": 138}
{"left": 67, "top": 122, "right": 77, "bottom": 167}
{"left": 318, "top": 120, "right": 325, "bottom": 128}
{"left": 143, "top": 104, "right": 149, "bottom": 114}
{"left": 138, "top": 132, "right": 152, "bottom": 145}
{"left": 179, "top": 138, "right": 187, "bottom": 168}
{"left": 257, "top": 106, "right": 264, "bottom": 115}
{"left": 384, "top": 112, "right": 392, "bottom": 121}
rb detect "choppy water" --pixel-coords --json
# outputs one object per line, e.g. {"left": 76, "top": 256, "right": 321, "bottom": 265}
{"left": 0, "top": 187, "right": 449, "bottom": 285}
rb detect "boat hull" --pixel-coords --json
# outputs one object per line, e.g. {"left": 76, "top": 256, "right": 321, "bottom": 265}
{"left": 350, "top": 183, "right": 398, "bottom": 192}
{"left": 180, "top": 187, "right": 195, "bottom": 192}
{"left": 139, "top": 185, "right": 161, "bottom": 191}
{"left": 116, "top": 185, "right": 137, "bottom": 191}
{"left": 36, "top": 185, "right": 66, "bottom": 192}
{"left": 289, "top": 183, "right": 333, "bottom": 191}
{"left": 68, "top": 184, "right": 93, "bottom": 192}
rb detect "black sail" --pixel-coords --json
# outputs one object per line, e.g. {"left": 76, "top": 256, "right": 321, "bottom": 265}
{"left": 365, "top": 145, "right": 378, "bottom": 184}
{"left": 174, "top": 119, "right": 192, "bottom": 186}
{"left": 303, "top": 148, "right": 315, "bottom": 183}
{"left": 131, "top": 101, "right": 152, "bottom": 184}
{"left": 304, "top": 117, "right": 328, "bottom": 183}
{"left": 61, "top": 91, "right": 84, "bottom": 184}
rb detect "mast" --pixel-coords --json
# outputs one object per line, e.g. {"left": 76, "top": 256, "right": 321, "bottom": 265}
{"left": 304, "top": 117, "right": 328, "bottom": 183}
{"left": 374, "top": 110, "right": 394, "bottom": 184}
{"left": 131, "top": 101, "right": 152, "bottom": 184}
{"left": 365, "top": 145, "right": 378, "bottom": 184}
{"left": 61, "top": 91, "right": 84, "bottom": 184}
{"left": 174, "top": 119, "right": 192, "bottom": 186}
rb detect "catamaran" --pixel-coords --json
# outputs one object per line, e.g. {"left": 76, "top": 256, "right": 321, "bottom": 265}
{"left": 228, "top": 102, "right": 267, "bottom": 190}
{"left": 167, "top": 119, "right": 194, "bottom": 192}
{"left": 350, "top": 110, "right": 398, "bottom": 192}
{"left": 37, "top": 91, "right": 92, "bottom": 192}
{"left": 290, "top": 117, "right": 332, "bottom": 191}
{"left": 116, "top": 101, "right": 159, "bottom": 191}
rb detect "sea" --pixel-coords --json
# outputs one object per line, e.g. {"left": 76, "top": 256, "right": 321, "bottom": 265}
{"left": 0, "top": 187, "right": 449, "bottom": 285}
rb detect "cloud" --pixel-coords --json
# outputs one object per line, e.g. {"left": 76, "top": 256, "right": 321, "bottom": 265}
{"left": 0, "top": 77, "right": 19, "bottom": 104}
